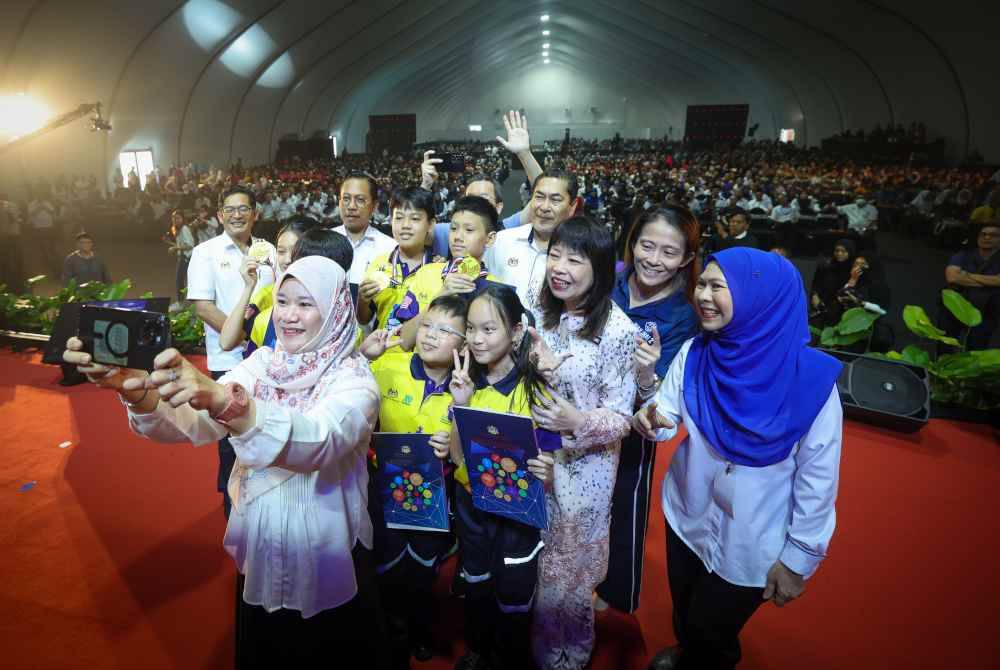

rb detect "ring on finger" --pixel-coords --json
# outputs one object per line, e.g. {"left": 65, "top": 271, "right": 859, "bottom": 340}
{"left": 169, "top": 369, "right": 178, "bottom": 383}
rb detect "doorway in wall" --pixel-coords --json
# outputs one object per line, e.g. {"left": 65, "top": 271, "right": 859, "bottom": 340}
{"left": 118, "top": 149, "right": 154, "bottom": 188}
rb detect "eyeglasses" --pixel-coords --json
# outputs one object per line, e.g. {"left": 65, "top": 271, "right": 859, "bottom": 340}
{"left": 221, "top": 205, "right": 253, "bottom": 215}
{"left": 418, "top": 322, "right": 465, "bottom": 340}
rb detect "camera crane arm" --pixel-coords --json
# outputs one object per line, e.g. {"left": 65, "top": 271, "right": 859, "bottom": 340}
{"left": 0, "top": 102, "right": 104, "bottom": 157}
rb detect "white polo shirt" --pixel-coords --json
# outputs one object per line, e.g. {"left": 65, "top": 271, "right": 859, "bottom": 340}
{"left": 187, "top": 232, "right": 276, "bottom": 372}
{"left": 484, "top": 225, "right": 549, "bottom": 304}
{"left": 331, "top": 224, "right": 397, "bottom": 285}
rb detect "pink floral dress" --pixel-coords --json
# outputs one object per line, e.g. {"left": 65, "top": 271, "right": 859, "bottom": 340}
{"left": 528, "top": 301, "right": 637, "bottom": 669}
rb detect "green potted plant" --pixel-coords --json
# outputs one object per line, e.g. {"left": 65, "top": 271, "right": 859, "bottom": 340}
{"left": 877, "top": 290, "right": 999, "bottom": 416}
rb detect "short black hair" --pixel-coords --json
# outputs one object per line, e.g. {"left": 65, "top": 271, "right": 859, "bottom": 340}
{"left": 426, "top": 293, "right": 470, "bottom": 321}
{"left": 292, "top": 228, "right": 354, "bottom": 274}
{"left": 451, "top": 195, "right": 498, "bottom": 233}
{"left": 219, "top": 183, "right": 256, "bottom": 209}
{"left": 340, "top": 171, "right": 378, "bottom": 200}
{"left": 390, "top": 186, "right": 436, "bottom": 222}
{"left": 532, "top": 168, "right": 579, "bottom": 200}
{"left": 538, "top": 216, "right": 615, "bottom": 342}
{"left": 466, "top": 173, "right": 503, "bottom": 203}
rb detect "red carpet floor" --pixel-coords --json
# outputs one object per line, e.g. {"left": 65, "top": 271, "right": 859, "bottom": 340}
{"left": 1, "top": 350, "right": 998, "bottom": 669}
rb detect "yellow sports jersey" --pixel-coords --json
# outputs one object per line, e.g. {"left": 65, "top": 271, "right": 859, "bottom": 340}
{"left": 454, "top": 368, "right": 535, "bottom": 490}
{"left": 363, "top": 252, "right": 499, "bottom": 331}
{"left": 370, "top": 351, "right": 454, "bottom": 436}
{"left": 363, "top": 249, "right": 439, "bottom": 331}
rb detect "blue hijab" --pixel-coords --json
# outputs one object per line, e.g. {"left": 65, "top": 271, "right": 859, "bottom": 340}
{"left": 683, "top": 248, "right": 842, "bottom": 467}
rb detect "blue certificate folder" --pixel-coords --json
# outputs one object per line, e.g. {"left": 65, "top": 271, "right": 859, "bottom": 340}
{"left": 373, "top": 433, "right": 449, "bottom": 533}
{"left": 452, "top": 406, "right": 550, "bottom": 530}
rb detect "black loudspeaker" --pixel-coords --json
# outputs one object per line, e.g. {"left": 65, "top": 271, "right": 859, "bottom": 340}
{"left": 820, "top": 348, "right": 930, "bottom": 432}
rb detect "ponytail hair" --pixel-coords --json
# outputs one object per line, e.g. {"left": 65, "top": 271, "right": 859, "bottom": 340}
{"left": 467, "top": 283, "right": 545, "bottom": 411}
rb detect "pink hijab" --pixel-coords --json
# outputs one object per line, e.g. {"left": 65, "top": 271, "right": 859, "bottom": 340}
{"left": 242, "top": 256, "right": 362, "bottom": 391}
{"left": 232, "top": 256, "right": 372, "bottom": 508}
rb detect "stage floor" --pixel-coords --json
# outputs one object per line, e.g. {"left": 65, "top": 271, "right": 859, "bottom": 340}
{"left": 1, "top": 351, "right": 998, "bottom": 669}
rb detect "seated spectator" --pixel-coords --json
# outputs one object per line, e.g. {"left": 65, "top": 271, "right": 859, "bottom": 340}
{"left": 838, "top": 195, "right": 878, "bottom": 235}
{"left": 716, "top": 210, "right": 760, "bottom": 251}
{"left": 770, "top": 194, "right": 799, "bottom": 223}
{"left": 944, "top": 223, "right": 1000, "bottom": 349}
{"left": 810, "top": 239, "right": 857, "bottom": 326}
{"left": 62, "top": 232, "right": 111, "bottom": 286}
{"left": 970, "top": 190, "right": 999, "bottom": 225}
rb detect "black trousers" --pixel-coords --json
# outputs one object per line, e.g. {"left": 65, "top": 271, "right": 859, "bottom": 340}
{"left": 597, "top": 430, "right": 657, "bottom": 612}
{"left": 453, "top": 485, "right": 540, "bottom": 666}
{"left": 210, "top": 370, "right": 236, "bottom": 519}
{"left": 666, "top": 523, "right": 765, "bottom": 670}
{"left": 235, "top": 543, "right": 389, "bottom": 669}
{"left": 368, "top": 470, "right": 453, "bottom": 647}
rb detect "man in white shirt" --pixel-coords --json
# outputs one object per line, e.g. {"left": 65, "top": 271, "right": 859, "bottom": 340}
{"left": 485, "top": 168, "right": 580, "bottom": 304}
{"left": 28, "top": 192, "right": 61, "bottom": 276}
{"left": 770, "top": 195, "right": 799, "bottom": 224}
{"left": 187, "top": 184, "right": 276, "bottom": 518}
{"left": 838, "top": 196, "right": 878, "bottom": 234}
{"left": 331, "top": 171, "right": 397, "bottom": 286}
{"left": 747, "top": 190, "right": 773, "bottom": 213}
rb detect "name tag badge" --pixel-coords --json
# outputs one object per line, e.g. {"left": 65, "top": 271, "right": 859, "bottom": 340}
{"left": 712, "top": 465, "right": 737, "bottom": 520}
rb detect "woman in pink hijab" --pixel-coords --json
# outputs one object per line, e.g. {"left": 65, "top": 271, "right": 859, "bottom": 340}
{"left": 64, "top": 256, "right": 386, "bottom": 669}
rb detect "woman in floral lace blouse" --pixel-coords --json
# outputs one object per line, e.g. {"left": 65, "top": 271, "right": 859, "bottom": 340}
{"left": 526, "top": 216, "right": 638, "bottom": 670}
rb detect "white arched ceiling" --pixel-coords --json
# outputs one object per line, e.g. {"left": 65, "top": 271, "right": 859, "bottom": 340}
{"left": 0, "top": 0, "right": 995, "bottom": 195}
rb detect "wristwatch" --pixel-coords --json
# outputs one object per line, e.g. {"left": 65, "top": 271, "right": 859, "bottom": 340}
{"left": 212, "top": 382, "right": 251, "bottom": 424}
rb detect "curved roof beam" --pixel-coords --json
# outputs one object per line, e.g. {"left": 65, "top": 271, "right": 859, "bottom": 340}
{"left": 323, "top": 5, "right": 728, "bottom": 130}
{"left": 751, "top": 0, "right": 886, "bottom": 128}
{"left": 176, "top": 0, "right": 287, "bottom": 164}
{"left": 264, "top": 0, "right": 426, "bottom": 158}
{"left": 0, "top": 0, "right": 47, "bottom": 89}
{"left": 641, "top": 0, "right": 812, "bottom": 143}
{"left": 101, "top": 1, "right": 186, "bottom": 194}
{"left": 226, "top": 0, "right": 360, "bottom": 164}
{"left": 861, "top": 0, "right": 969, "bottom": 156}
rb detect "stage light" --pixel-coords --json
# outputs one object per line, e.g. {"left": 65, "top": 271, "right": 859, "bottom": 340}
{"left": 542, "top": 51, "right": 549, "bottom": 57}
{"left": 542, "top": 43, "right": 550, "bottom": 49}
{"left": 540, "top": 14, "right": 550, "bottom": 22}
{"left": 544, "top": 59, "right": 550, "bottom": 64}
{"left": 542, "top": 30, "right": 550, "bottom": 36}
{"left": 0, "top": 93, "right": 51, "bottom": 139}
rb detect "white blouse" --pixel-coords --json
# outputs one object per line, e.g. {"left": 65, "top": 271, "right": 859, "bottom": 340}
{"left": 652, "top": 340, "right": 843, "bottom": 587}
{"left": 127, "top": 361, "right": 379, "bottom": 618}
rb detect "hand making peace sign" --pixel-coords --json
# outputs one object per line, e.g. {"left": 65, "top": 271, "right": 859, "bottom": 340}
{"left": 450, "top": 349, "right": 475, "bottom": 407}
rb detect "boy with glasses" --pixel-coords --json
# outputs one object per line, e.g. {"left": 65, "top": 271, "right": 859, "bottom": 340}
{"left": 359, "top": 293, "right": 470, "bottom": 664}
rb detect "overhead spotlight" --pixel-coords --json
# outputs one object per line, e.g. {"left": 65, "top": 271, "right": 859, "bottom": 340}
{"left": 542, "top": 43, "right": 550, "bottom": 49}
{"left": 542, "top": 30, "right": 550, "bottom": 36}
{"left": 540, "top": 14, "right": 550, "bottom": 22}
{"left": 542, "top": 51, "right": 549, "bottom": 57}
{"left": 544, "top": 59, "right": 551, "bottom": 64}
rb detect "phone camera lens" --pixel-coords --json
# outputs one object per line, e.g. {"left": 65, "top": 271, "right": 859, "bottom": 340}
{"left": 138, "top": 320, "right": 161, "bottom": 347}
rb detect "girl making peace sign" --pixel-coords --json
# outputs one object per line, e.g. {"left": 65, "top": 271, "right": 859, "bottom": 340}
{"left": 445, "top": 284, "right": 555, "bottom": 670}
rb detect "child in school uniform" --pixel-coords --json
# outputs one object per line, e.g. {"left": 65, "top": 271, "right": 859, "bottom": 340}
{"left": 445, "top": 284, "right": 556, "bottom": 670}
{"left": 357, "top": 187, "right": 438, "bottom": 332}
{"left": 396, "top": 194, "right": 503, "bottom": 351}
{"left": 360, "top": 293, "right": 470, "bottom": 663}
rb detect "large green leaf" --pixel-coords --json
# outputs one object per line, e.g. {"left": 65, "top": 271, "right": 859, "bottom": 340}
{"left": 837, "top": 307, "right": 880, "bottom": 335}
{"left": 902, "top": 305, "right": 960, "bottom": 347}
{"left": 820, "top": 327, "right": 837, "bottom": 347}
{"left": 899, "top": 345, "right": 931, "bottom": 367}
{"left": 941, "top": 289, "right": 982, "bottom": 328}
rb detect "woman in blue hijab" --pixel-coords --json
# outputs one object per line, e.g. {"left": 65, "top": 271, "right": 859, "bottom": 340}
{"left": 636, "top": 248, "right": 844, "bottom": 670}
